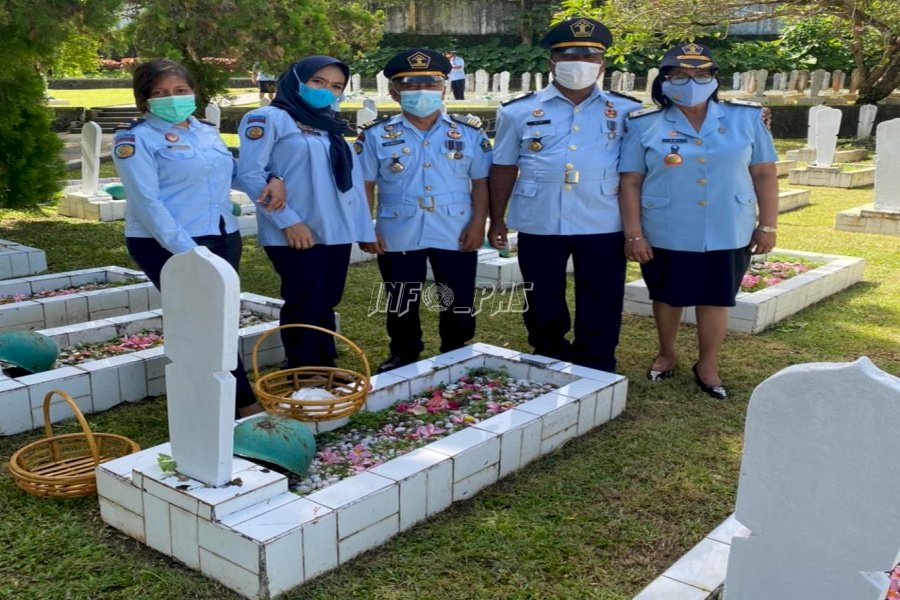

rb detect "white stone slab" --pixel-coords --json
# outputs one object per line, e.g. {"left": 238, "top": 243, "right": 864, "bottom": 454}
{"left": 873, "top": 118, "right": 900, "bottom": 213}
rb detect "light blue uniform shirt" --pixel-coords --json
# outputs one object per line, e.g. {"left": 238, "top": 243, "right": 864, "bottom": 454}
{"left": 235, "top": 106, "right": 375, "bottom": 247}
{"left": 618, "top": 101, "right": 777, "bottom": 251}
{"left": 359, "top": 113, "right": 492, "bottom": 252}
{"left": 492, "top": 84, "right": 642, "bottom": 235}
{"left": 112, "top": 113, "right": 239, "bottom": 255}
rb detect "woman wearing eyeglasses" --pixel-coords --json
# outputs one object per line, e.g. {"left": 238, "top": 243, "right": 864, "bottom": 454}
{"left": 618, "top": 43, "right": 778, "bottom": 399}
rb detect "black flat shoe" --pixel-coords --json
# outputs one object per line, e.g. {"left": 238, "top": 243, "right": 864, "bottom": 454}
{"left": 692, "top": 363, "right": 728, "bottom": 400}
{"left": 647, "top": 367, "right": 675, "bottom": 382}
{"left": 376, "top": 355, "right": 418, "bottom": 374}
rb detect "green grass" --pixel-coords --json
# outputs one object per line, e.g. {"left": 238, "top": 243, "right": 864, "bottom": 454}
{"left": 1, "top": 150, "right": 899, "bottom": 599}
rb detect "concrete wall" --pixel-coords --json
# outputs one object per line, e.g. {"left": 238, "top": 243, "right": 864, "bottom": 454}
{"left": 384, "top": 0, "right": 519, "bottom": 34}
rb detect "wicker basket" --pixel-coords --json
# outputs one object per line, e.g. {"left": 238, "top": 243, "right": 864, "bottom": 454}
{"left": 252, "top": 324, "right": 370, "bottom": 422}
{"left": 8, "top": 390, "right": 140, "bottom": 499}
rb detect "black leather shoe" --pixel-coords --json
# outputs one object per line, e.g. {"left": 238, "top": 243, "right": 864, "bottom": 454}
{"left": 647, "top": 367, "right": 675, "bottom": 382}
{"left": 376, "top": 355, "right": 418, "bottom": 373}
{"left": 692, "top": 363, "right": 727, "bottom": 400}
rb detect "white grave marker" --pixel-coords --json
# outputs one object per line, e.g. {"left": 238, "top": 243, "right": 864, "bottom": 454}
{"left": 350, "top": 73, "right": 361, "bottom": 94}
{"left": 356, "top": 103, "right": 377, "bottom": 127}
{"left": 376, "top": 71, "right": 390, "bottom": 98}
{"left": 465, "top": 73, "right": 474, "bottom": 93}
{"left": 814, "top": 106, "right": 843, "bottom": 167}
{"left": 534, "top": 72, "right": 543, "bottom": 91}
{"left": 732, "top": 72, "right": 742, "bottom": 90}
{"left": 787, "top": 70, "right": 799, "bottom": 92}
{"left": 874, "top": 118, "right": 900, "bottom": 213}
{"left": 646, "top": 68, "right": 659, "bottom": 96}
{"left": 521, "top": 72, "right": 531, "bottom": 93}
{"left": 491, "top": 73, "right": 501, "bottom": 93}
{"left": 806, "top": 104, "right": 829, "bottom": 148}
{"left": 475, "top": 69, "right": 489, "bottom": 96}
{"left": 725, "top": 357, "right": 900, "bottom": 600}
{"left": 810, "top": 69, "right": 826, "bottom": 97}
{"left": 204, "top": 103, "right": 221, "bottom": 130}
{"left": 81, "top": 121, "right": 103, "bottom": 195}
{"left": 623, "top": 72, "right": 635, "bottom": 92}
{"left": 161, "top": 247, "right": 240, "bottom": 486}
{"left": 499, "top": 71, "right": 510, "bottom": 96}
{"left": 858, "top": 104, "right": 878, "bottom": 139}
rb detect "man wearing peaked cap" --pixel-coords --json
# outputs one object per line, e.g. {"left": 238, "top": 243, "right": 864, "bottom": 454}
{"left": 487, "top": 17, "right": 642, "bottom": 373}
{"left": 359, "top": 48, "right": 492, "bottom": 374}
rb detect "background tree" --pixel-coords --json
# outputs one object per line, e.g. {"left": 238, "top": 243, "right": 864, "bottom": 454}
{"left": 555, "top": 0, "right": 899, "bottom": 104}
{"left": 0, "top": 0, "right": 123, "bottom": 209}
{"left": 131, "top": 0, "right": 384, "bottom": 107}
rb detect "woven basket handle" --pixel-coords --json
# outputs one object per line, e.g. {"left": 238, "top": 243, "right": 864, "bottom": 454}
{"left": 251, "top": 323, "right": 371, "bottom": 381}
{"left": 42, "top": 389, "right": 100, "bottom": 466}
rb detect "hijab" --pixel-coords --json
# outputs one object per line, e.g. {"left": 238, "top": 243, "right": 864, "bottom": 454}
{"left": 271, "top": 56, "right": 353, "bottom": 193}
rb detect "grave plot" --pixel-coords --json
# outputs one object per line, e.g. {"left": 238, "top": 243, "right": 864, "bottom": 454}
{"left": 787, "top": 164, "right": 875, "bottom": 188}
{"left": 0, "top": 293, "right": 284, "bottom": 436}
{"left": 623, "top": 250, "right": 865, "bottom": 334}
{"left": 785, "top": 147, "right": 869, "bottom": 163}
{"left": 0, "top": 239, "right": 47, "bottom": 280}
{"left": 98, "top": 344, "right": 628, "bottom": 600}
{"left": 777, "top": 189, "right": 810, "bottom": 212}
{"left": 0, "top": 266, "right": 157, "bottom": 331}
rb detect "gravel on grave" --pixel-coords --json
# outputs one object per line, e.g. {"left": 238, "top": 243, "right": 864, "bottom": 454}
{"left": 290, "top": 369, "right": 557, "bottom": 495}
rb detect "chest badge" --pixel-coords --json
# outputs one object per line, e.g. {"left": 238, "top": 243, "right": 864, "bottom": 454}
{"left": 390, "top": 156, "right": 405, "bottom": 173}
{"left": 532, "top": 109, "right": 545, "bottom": 117}
{"left": 664, "top": 144, "right": 683, "bottom": 167}
{"left": 718, "top": 127, "right": 727, "bottom": 133}
{"left": 381, "top": 129, "right": 402, "bottom": 140}
{"left": 605, "top": 107, "right": 617, "bottom": 119}
{"left": 447, "top": 129, "right": 462, "bottom": 140}
{"left": 165, "top": 132, "right": 179, "bottom": 143}
{"left": 402, "top": 147, "right": 411, "bottom": 154}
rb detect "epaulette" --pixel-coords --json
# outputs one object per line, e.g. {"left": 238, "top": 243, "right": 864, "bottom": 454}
{"left": 726, "top": 99, "right": 762, "bottom": 108}
{"left": 450, "top": 114, "right": 483, "bottom": 129}
{"left": 113, "top": 118, "right": 145, "bottom": 131}
{"left": 358, "top": 116, "right": 389, "bottom": 131}
{"left": 627, "top": 107, "right": 662, "bottom": 119}
{"left": 610, "top": 91, "right": 641, "bottom": 103}
{"left": 500, "top": 91, "right": 534, "bottom": 107}
{"left": 198, "top": 118, "right": 218, "bottom": 127}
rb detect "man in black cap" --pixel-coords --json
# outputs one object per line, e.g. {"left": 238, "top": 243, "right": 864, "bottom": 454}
{"left": 487, "top": 18, "right": 643, "bottom": 373}
{"left": 358, "top": 49, "right": 493, "bottom": 373}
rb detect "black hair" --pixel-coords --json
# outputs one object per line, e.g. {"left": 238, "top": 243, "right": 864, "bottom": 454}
{"left": 132, "top": 59, "right": 196, "bottom": 113}
{"left": 651, "top": 66, "right": 721, "bottom": 107}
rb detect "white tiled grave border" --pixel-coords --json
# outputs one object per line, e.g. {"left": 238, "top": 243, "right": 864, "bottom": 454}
{"left": 624, "top": 249, "right": 864, "bottom": 334}
{"left": 784, "top": 148, "right": 869, "bottom": 163}
{"left": 0, "top": 239, "right": 47, "bottom": 281}
{"left": 632, "top": 514, "right": 748, "bottom": 600}
{"left": 787, "top": 165, "right": 876, "bottom": 188}
{"left": 0, "top": 266, "right": 158, "bottom": 331}
{"left": 97, "top": 343, "right": 629, "bottom": 600}
{"left": 0, "top": 293, "right": 285, "bottom": 436}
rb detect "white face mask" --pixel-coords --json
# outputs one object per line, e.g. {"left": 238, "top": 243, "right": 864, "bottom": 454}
{"left": 552, "top": 60, "right": 601, "bottom": 90}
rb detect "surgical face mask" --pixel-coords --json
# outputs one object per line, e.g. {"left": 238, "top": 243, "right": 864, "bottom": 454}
{"left": 399, "top": 90, "right": 444, "bottom": 117}
{"left": 552, "top": 61, "right": 601, "bottom": 90}
{"left": 662, "top": 79, "right": 718, "bottom": 107}
{"left": 147, "top": 94, "right": 196, "bottom": 123}
{"left": 298, "top": 82, "right": 338, "bottom": 109}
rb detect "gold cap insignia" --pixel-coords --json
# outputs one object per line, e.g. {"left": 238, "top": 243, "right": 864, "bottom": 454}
{"left": 682, "top": 43, "right": 704, "bottom": 56}
{"left": 571, "top": 19, "right": 595, "bottom": 38}
{"left": 408, "top": 52, "right": 431, "bottom": 70}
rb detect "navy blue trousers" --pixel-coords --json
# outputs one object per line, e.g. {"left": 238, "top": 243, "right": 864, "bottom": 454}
{"left": 376, "top": 249, "right": 477, "bottom": 359}
{"left": 264, "top": 244, "right": 351, "bottom": 368}
{"left": 517, "top": 232, "right": 625, "bottom": 372}
{"left": 126, "top": 231, "right": 257, "bottom": 414}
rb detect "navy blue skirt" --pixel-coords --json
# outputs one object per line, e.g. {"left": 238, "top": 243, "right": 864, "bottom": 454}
{"left": 639, "top": 246, "right": 752, "bottom": 308}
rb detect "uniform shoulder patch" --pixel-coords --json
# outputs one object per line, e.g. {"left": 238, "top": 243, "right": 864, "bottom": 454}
{"left": 726, "top": 99, "right": 763, "bottom": 108}
{"left": 450, "top": 114, "right": 483, "bottom": 129}
{"left": 627, "top": 107, "right": 662, "bottom": 119}
{"left": 113, "top": 118, "right": 145, "bottom": 131}
{"left": 358, "top": 116, "right": 389, "bottom": 131}
{"left": 501, "top": 91, "right": 534, "bottom": 107}
{"left": 610, "top": 91, "right": 641, "bottom": 103}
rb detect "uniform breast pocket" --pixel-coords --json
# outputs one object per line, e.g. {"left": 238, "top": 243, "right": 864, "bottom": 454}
{"left": 735, "top": 191, "right": 757, "bottom": 206}
{"left": 377, "top": 204, "right": 418, "bottom": 219}
{"left": 450, "top": 153, "right": 473, "bottom": 174}
{"left": 377, "top": 149, "right": 409, "bottom": 179}
{"left": 440, "top": 202, "right": 472, "bottom": 218}
{"left": 157, "top": 146, "right": 196, "bottom": 161}
{"left": 520, "top": 130, "right": 557, "bottom": 153}
{"left": 512, "top": 180, "right": 538, "bottom": 200}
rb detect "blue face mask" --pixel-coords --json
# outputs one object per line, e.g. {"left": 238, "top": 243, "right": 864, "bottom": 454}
{"left": 147, "top": 94, "right": 196, "bottom": 123}
{"left": 399, "top": 90, "right": 443, "bottom": 117}
{"left": 662, "top": 79, "right": 718, "bottom": 107}
{"left": 298, "top": 82, "right": 338, "bottom": 109}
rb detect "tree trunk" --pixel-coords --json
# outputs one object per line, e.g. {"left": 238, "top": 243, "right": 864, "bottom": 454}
{"left": 855, "top": 36, "right": 900, "bottom": 105}
{"left": 407, "top": 0, "right": 416, "bottom": 33}
{"left": 520, "top": 0, "right": 533, "bottom": 45}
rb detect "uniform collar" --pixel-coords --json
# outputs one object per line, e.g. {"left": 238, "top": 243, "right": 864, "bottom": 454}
{"left": 397, "top": 111, "right": 448, "bottom": 137}
{"left": 537, "top": 82, "right": 603, "bottom": 105}
{"left": 663, "top": 100, "right": 724, "bottom": 137}
{"left": 142, "top": 112, "right": 200, "bottom": 131}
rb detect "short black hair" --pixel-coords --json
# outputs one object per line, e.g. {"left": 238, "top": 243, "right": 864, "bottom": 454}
{"left": 132, "top": 59, "right": 196, "bottom": 112}
{"left": 651, "top": 66, "right": 720, "bottom": 108}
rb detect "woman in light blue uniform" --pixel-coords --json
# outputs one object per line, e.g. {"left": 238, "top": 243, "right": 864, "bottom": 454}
{"left": 236, "top": 56, "right": 375, "bottom": 369}
{"left": 113, "top": 58, "right": 283, "bottom": 418}
{"left": 618, "top": 43, "right": 779, "bottom": 399}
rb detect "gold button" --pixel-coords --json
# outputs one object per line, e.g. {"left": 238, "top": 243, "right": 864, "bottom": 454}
{"left": 565, "top": 163, "right": 574, "bottom": 169}
{"left": 574, "top": 107, "right": 581, "bottom": 113}
{"left": 698, "top": 200, "right": 708, "bottom": 207}
{"left": 573, "top": 125, "right": 580, "bottom": 132}
{"left": 698, "top": 178, "right": 707, "bottom": 185}
{"left": 533, "top": 131, "right": 540, "bottom": 136}
{"left": 423, "top": 141, "right": 430, "bottom": 147}
{"left": 424, "top": 162, "right": 431, "bottom": 168}
{"left": 564, "top": 184, "right": 572, "bottom": 191}
{"left": 569, "top": 145, "right": 577, "bottom": 151}
{"left": 694, "top": 139, "right": 703, "bottom": 146}
{"left": 646, "top": 201, "right": 654, "bottom": 207}
{"left": 697, "top": 157, "right": 706, "bottom": 164}
{"left": 425, "top": 185, "right": 432, "bottom": 190}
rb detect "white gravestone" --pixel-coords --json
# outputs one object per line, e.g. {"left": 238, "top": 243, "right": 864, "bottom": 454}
{"left": 499, "top": 71, "right": 510, "bottom": 96}
{"left": 732, "top": 72, "right": 742, "bottom": 91}
{"left": 465, "top": 73, "right": 474, "bottom": 93}
{"left": 521, "top": 72, "right": 531, "bottom": 93}
{"left": 810, "top": 69, "right": 826, "bottom": 97}
{"left": 646, "top": 68, "right": 659, "bottom": 96}
{"left": 797, "top": 70, "right": 810, "bottom": 92}
{"left": 204, "top": 103, "right": 221, "bottom": 130}
{"left": 491, "top": 73, "right": 501, "bottom": 93}
{"left": 376, "top": 71, "right": 390, "bottom": 98}
{"left": 772, "top": 73, "right": 784, "bottom": 91}
{"left": 858, "top": 104, "right": 878, "bottom": 139}
{"left": 806, "top": 104, "right": 829, "bottom": 148}
{"left": 754, "top": 69, "right": 768, "bottom": 94}
{"left": 161, "top": 247, "right": 240, "bottom": 486}
{"left": 787, "top": 70, "right": 799, "bottom": 92}
{"left": 823, "top": 71, "right": 832, "bottom": 91}
{"left": 610, "top": 71, "right": 622, "bottom": 92}
{"left": 623, "top": 72, "right": 635, "bottom": 92}
{"left": 81, "top": 121, "right": 103, "bottom": 195}
{"left": 814, "top": 107, "right": 843, "bottom": 167}
{"left": 534, "top": 72, "right": 543, "bottom": 92}
{"left": 350, "top": 73, "right": 361, "bottom": 94}
{"left": 874, "top": 119, "right": 900, "bottom": 213}
{"left": 356, "top": 104, "right": 377, "bottom": 127}
{"left": 475, "top": 69, "right": 489, "bottom": 96}
{"left": 725, "top": 358, "right": 900, "bottom": 600}
{"left": 831, "top": 69, "right": 844, "bottom": 92}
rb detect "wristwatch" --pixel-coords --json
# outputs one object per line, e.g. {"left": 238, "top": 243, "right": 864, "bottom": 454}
{"left": 756, "top": 225, "right": 777, "bottom": 233}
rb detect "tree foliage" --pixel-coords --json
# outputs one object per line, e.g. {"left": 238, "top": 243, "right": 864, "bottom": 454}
{"left": 131, "top": 0, "right": 384, "bottom": 107}
{"left": 555, "top": 0, "right": 900, "bottom": 103}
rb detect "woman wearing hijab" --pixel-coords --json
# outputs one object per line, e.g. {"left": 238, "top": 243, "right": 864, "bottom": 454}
{"left": 618, "top": 43, "right": 778, "bottom": 400}
{"left": 236, "top": 56, "right": 375, "bottom": 369}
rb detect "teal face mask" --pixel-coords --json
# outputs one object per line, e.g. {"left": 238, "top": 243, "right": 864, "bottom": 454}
{"left": 299, "top": 82, "right": 338, "bottom": 109}
{"left": 399, "top": 90, "right": 443, "bottom": 117}
{"left": 147, "top": 94, "right": 197, "bottom": 123}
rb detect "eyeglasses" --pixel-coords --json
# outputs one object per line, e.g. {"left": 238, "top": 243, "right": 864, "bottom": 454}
{"left": 665, "top": 73, "right": 715, "bottom": 85}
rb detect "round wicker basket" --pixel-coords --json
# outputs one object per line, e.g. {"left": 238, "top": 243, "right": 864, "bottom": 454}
{"left": 8, "top": 390, "right": 140, "bottom": 499}
{"left": 252, "top": 324, "right": 370, "bottom": 422}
